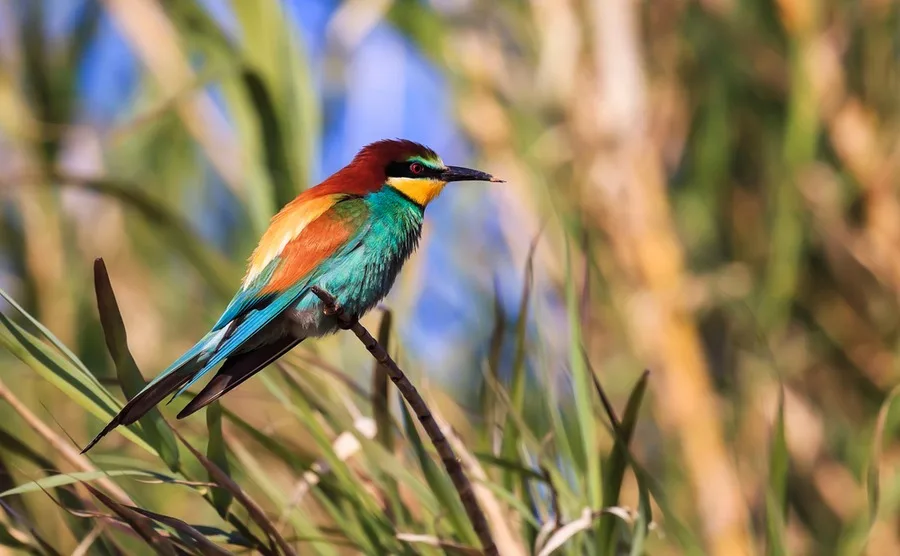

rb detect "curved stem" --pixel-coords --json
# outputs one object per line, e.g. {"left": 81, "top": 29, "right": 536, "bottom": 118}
{"left": 310, "top": 286, "right": 498, "bottom": 556}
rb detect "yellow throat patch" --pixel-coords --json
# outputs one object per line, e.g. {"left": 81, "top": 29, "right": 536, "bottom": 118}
{"left": 387, "top": 177, "right": 447, "bottom": 206}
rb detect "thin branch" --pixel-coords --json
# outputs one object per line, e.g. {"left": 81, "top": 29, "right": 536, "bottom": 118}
{"left": 309, "top": 286, "right": 498, "bottom": 556}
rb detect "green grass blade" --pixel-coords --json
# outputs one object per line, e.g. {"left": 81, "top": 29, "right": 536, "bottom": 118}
{"left": 350, "top": 427, "right": 439, "bottom": 519}
{"left": 863, "top": 384, "right": 900, "bottom": 551}
{"left": 262, "top": 372, "right": 394, "bottom": 552}
{"left": 400, "top": 401, "right": 478, "bottom": 546}
{"left": 765, "top": 385, "right": 788, "bottom": 556}
{"left": 499, "top": 238, "right": 536, "bottom": 493}
{"left": 0, "top": 286, "right": 101, "bottom": 387}
{"left": 0, "top": 311, "right": 113, "bottom": 415}
{"left": 240, "top": 68, "right": 296, "bottom": 209}
{"left": 310, "top": 490, "right": 374, "bottom": 554}
{"left": 0, "top": 470, "right": 158, "bottom": 498}
{"left": 230, "top": 0, "right": 318, "bottom": 228}
{"left": 599, "top": 370, "right": 649, "bottom": 552}
{"left": 0, "top": 429, "right": 121, "bottom": 556}
{"left": 482, "top": 278, "right": 506, "bottom": 452}
{"left": 93, "top": 258, "right": 179, "bottom": 470}
{"left": 260, "top": 374, "right": 378, "bottom": 514}
{"left": 475, "top": 480, "right": 541, "bottom": 529}
{"left": 474, "top": 453, "right": 547, "bottom": 482}
{"left": 221, "top": 406, "right": 316, "bottom": 469}
{"left": 225, "top": 431, "right": 336, "bottom": 556}
{"left": 629, "top": 482, "right": 652, "bottom": 556}
{"left": 565, "top": 240, "right": 601, "bottom": 508}
{"left": 206, "top": 400, "right": 232, "bottom": 518}
{"left": 0, "top": 312, "right": 153, "bottom": 454}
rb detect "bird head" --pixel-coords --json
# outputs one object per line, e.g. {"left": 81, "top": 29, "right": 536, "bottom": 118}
{"left": 348, "top": 139, "right": 503, "bottom": 207}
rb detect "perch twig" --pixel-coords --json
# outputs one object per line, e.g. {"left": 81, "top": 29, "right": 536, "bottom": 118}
{"left": 310, "top": 286, "right": 498, "bottom": 556}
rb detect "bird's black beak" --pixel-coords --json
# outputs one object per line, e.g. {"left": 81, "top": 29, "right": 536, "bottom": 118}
{"left": 441, "top": 165, "right": 504, "bottom": 183}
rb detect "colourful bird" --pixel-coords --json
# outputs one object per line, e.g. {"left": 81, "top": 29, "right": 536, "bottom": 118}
{"left": 81, "top": 139, "right": 501, "bottom": 453}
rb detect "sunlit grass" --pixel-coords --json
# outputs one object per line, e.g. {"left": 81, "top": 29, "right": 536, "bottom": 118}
{"left": 2, "top": 0, "right": 900, "bottom": 554}
{"left": 0, "top": 257, "right": 654, "bottom": 555}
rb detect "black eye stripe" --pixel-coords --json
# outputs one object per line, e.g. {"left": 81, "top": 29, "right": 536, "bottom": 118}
{"left": 385, "top": 160, "right": 443, "bottom": 179}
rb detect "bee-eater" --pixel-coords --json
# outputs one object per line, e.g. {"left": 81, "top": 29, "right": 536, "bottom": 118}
{"left": 82, "top": 139, "right": 501, "bottom": 453}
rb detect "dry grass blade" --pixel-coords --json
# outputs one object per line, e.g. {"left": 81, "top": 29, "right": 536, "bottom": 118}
{"left": 83, "top": 483, "right": 179, "bottom": 556}
{"left": 435, "top": 409, "right": 527, "bottom": 556}
{"left": 396, "top": 533, "right": 482, "bottom": 555}
{"left": 93, "top": 258, "right": 180, "bottom": 469}
{"left": 309, "top": 286, "right": 499, "bottom": 556}
{"left": 171, "top": 428, "right": 296, "bottom": 556}
{"left": 536, "top": 507, "right": 636, "bottom": 556}
{"left": 130, "top": 507, "right": 232, "bottom": 556}
{"left": 71, "top": 524, "right": 105, "bottom": 556}
{"left": 0, "top": 379, "right": 133, "bottom": 505}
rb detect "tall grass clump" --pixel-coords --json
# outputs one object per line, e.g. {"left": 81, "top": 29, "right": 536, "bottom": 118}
{"left": 2, "top": 0, "right": 900, "bottom": 554}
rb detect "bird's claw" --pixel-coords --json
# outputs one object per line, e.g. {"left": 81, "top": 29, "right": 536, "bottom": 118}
{"left": 324, "top": 302, "right": 356, "bottom": 329}
{"left": 311, "top": 286, "right": 355, "bottom": 329}
{"left": 322, "top": 305, "right": 339, "bottom": 317}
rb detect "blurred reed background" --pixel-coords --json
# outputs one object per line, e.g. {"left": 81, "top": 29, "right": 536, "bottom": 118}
{"left": 1, "top": 0, "right": 900, "bottom": 555}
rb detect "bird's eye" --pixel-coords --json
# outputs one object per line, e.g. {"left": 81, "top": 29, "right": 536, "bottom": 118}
{"left": 410, "top": 162, "right": 424, "bottom": 175}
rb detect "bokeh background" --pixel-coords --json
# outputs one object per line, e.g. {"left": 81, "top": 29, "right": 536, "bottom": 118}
{"left": 1, "top": 0, "right": 900, "bottom": 554}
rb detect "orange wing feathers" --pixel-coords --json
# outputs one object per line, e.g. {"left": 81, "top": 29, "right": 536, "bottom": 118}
{"left": 258, "top": 200, "right": 368, "bottom": 295}
{"left": 244, "top": 193, "right": 341, "bottom": 286}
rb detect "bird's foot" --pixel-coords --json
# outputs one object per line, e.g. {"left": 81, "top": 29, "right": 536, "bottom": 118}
{"left": 310, "top": 286, "right": 355, "bottom": 330}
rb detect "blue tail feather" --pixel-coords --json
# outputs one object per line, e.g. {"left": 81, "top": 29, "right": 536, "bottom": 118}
{"left": 81, "top": 278, "right": 312, "bottom": 454}
{"left": 169, "top": 286, "right": 308, "bottom": 400}
{"left": 138, "top": 328, "right": 224, "bottom": 393}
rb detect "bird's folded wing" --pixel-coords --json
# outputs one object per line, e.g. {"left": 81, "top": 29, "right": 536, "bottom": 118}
{"left": 212, "top": 194, "right": 369, "bottom": 331}
{"left": 187, "top": 195, "right": 371, "bottom": 371}
{"left": 139, "top": 195, "right": 370, "bottom": 402}
{"left": 79, "top": 195, "right": 373, "bottom": 453}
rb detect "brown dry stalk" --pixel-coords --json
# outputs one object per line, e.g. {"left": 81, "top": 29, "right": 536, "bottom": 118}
{"left": 310, "top": 286, "right": 498, "bottom": 556}
{"left": 584, "top": 0, "right": 753, "bottom": 553}
{"left": 0, "top": 379, "right": 133, "bottom": 506}
{"left": 434, "top": 408, "right": 527, "bottom": 556}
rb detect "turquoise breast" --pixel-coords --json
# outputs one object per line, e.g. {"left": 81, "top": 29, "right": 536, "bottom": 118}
{"left": 290, "top": 186, "right": 424, "bottom": 336}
